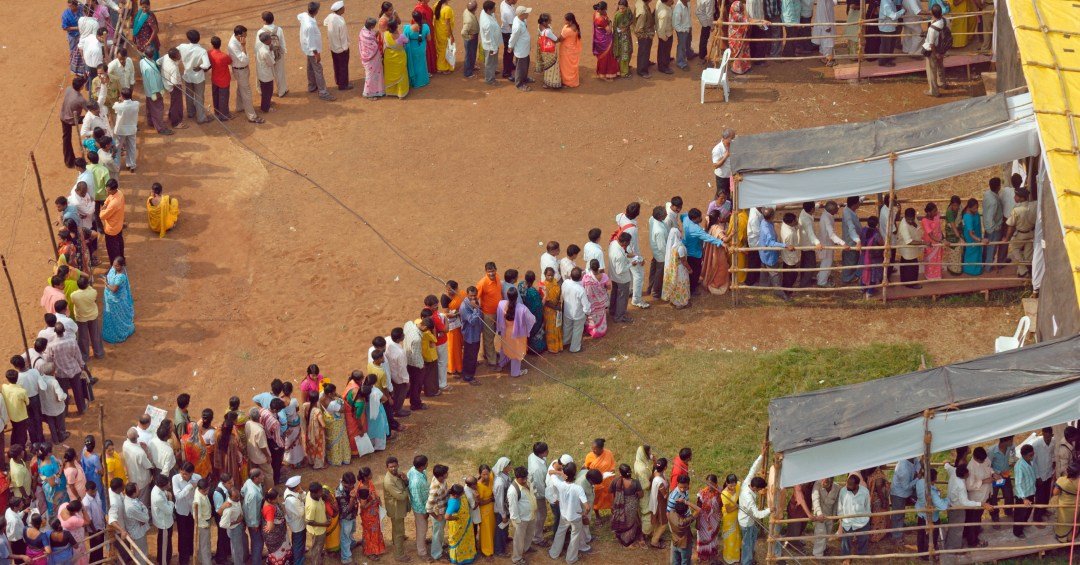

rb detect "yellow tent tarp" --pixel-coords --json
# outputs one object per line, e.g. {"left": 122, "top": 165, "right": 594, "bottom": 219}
{"left": 1005, "top": 0, "right": 1080, "bottom": 306}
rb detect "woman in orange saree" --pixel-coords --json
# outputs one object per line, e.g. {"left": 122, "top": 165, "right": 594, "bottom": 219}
{"left": 445, "top": 284, "right": 466, "bottom": 375}
{"left": 700, "top": 209, "right": 731, "bottom": 294}
{"left": 584, "top": 438, "right": 617, "bottom": 519}
{"left": 343, "top": 374, "right": 367, "bottom": 455}
{"left": 303, "top": 391, "right": 327, "bottom": 470}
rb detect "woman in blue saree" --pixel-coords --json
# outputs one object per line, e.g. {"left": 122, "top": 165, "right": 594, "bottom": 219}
{"left": 518, "top": 271, "right": 546, "bottom": 353}
{"left": 131, "top": 0, "right": 160, "bottom": 60}
{"left": 961, "top": 198, "right": 986, "bottom": 276}
{"left": 80, "top": 436, "right": 104, "bottom": 504}
{"left": 403, "top": 11, "right": 431, "bottom": 89}
{"left": 38, "top": 445, "right": 68, "bottom": 518}
{"left": 102, "top": 256, "right": 134, "bottom": 343}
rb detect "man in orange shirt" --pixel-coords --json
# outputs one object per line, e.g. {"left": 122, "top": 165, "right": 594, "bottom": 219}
{"left": 208, "top": 36, "right": 233, "bottom": 120}
{"left": 475, "top": 262, "right": 502, "bottom": 366}
{"left": 100, "top": 179, "right": 126, "bottom": 264}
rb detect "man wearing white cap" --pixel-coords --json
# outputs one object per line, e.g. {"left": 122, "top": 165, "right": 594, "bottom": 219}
{"left": 283, "top": 476, "right": 307, "bottom": 563}
{"left": 298, "top": 2, "right": 336, "bottom": 101}
{"left": 324, "top": 1, "right": 352, "bottom": 90}
{"left": 507, "top": 5, "right": 533, "bottom": 91}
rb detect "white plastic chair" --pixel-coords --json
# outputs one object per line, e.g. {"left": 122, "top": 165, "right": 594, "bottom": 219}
{"left": 994, "top": 316, "right": 1031, "bottom": 353}
{"left": 700, "top": 48, "right": 731, "bottom": 104}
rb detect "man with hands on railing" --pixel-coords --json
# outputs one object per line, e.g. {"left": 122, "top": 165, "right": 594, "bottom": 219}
{"left": 837, "top": 474, "right": 871, "bottom": 556}
{"left": 944, "top": 464, "right": 992, "bottom": 549}
{"left": 810, "top": 476, "right": 840, "bottom": 557}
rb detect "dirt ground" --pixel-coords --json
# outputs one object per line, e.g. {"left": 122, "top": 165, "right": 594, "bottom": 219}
{"left": 0, "top": 0, "right": 1021, "bottom": 562}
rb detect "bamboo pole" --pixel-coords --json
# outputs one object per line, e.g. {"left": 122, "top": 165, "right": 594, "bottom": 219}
{"left": 1, "top": 255, "right": 30, "bottom": 356}
{"left": 769, "top": 542, "right": 1079, "bottom": 561}
{"left": 856, "top": 0, "right": 866, "bottom": 82}
{"left": 881, "top": 155, "right": 898, "bottom": 302}
{"left": 922, "top": 411, "right": 936, "bottom": 564}
{"left": 765, "top": 431, "right": 779, "bottom": 563}
{"left": 770, "top": 517, "right": 1076, "bottom": 539}
{"left": 731, "top": 175, "right": 741, "bottom": 306}
{"left": 100, "top": 403, "right": 110, "bottom": 513}
{"left": 770, "top": 501, "right": 1076, "bottom": 523}
{"left": 30, "top": 153, "right": 59, "bottom": 257}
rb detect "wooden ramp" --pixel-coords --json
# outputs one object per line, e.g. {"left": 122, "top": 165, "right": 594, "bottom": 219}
{"left": 882, "top": 265, "right": 1029, "bottom": 302}
{"left": 954, "top": 522, "right": 1056, "bottom": 564}
{"left": 833, "top": 53, "right": 992, "bottom": 80}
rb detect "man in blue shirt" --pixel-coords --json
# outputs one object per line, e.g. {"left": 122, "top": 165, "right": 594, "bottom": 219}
{"left": 757, "top": 208, "right": 794, "bottom": 297}
{"left": 459, "top": 287, "right": 483, "bottom": 384}
{"left": 889, "top": 458, "right": 917, "bottom": 540}
{"left": 61, "top": 0, "right": 81, "bottom": 51}
{"left": 1013, "top": 444, "right": 1036, "bottom": 538}
{"left": 681, "top": 208, "right": 725, "bottom": 295}
{"left": 914, "top": 468, "right": 948, "bottom": 554}
{"left": 988, "top": 436, "right": 1015, "bottom": 522}
{"left": 877, "top": 0, "right": 905, "bottom": 66}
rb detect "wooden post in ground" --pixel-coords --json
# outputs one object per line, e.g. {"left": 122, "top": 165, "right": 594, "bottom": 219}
{"left": 764, "top": 429, "right": 779, "bottom": 563}
{"left": 99, "top": 403, "right": 109, "bottom": 512}
{"left": 731, "top": 174, "right": 741, "bottom": 305}
{"left": 855, "top": 0, "right": 866, "bottom": 82}
{"left": 922, "top": 410, "right": 937, "bottom": 564}
{"left": 30, "top": 153, "right": 59, "bottom": 257}
{"left": 0, "top": 255, "right": 30, "bottom": 356}
{"left": 882, "top": 154, "right": 897, "bottom": 301}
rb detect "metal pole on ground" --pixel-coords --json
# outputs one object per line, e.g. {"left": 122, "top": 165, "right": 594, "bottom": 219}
{"left": 31, "top": 153, "right": 59, "bottom": 257}
{"left": 1, "top": 255, "right": 30, "bottom": 355}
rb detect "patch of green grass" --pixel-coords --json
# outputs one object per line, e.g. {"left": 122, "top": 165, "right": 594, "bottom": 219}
{"left": 465, "top": 343, "right": 928, "bottom": 483}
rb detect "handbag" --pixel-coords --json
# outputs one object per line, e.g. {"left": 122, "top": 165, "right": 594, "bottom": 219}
{"left": 445, "top": 39, "right": 457, "bottom": 69}
{"left": 354, "top": 434, "right": 375, "bottom": 457}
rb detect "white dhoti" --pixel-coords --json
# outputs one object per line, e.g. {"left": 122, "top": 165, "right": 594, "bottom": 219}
{"left": 900, "top": 0, "right": 924, "bottom": 54}
{"left": 811, "top": 0, "right": 837, "bottom": 56}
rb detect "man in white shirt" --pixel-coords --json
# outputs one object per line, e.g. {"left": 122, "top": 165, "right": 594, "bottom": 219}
{"left": 817, "top": 201, "right": 849, "bottom": 287}
{"left": 1023, "top": 427, "right": 1056, "bottom": 520}
{"left": 260, "top": 11, "right": 290, "bottom": 96}
{"left": 694, "top": 0, "right": 714, "bottom": 60}
{"left": 36, "top": 363, "right": 68, "bottom": 444}
{"left": 672, "top": 0, "right": 693, "bottom": 70}
{"left": 647, "top": 206, "right": 669, "bottom": 299}
{"left": 895, "top": 207, "right": 924, "bottom": 288}
{"left": 12, "top": 357, "right": 46, "bottom": 443}
{"left": 284, "top": 477, "right": 308, "bottom": 561}
{"left": 737, "top": 455, "right": 770, "bottom": 562}
{"left": 944, "top": 464, "right": 992, "bottom": 550}
{"left": 149, "top": 424, "right": 176, "bottom": 477}
{"left": 172, "top": 461, "right": 202, "bottom": 563}
{"left": 964, "top": 447, "right": 994, "bottom": 547}
{"left": 480, "top": 0, "right": 502, "bottom": 83}
{"left": 228, "top": 27, "right": 266, "bottom": 124}
{"left": 582, "top": 228, "right": 606, "bottom": 274}
{"left": 527, "top": 444, "right": 549, "bottom": 545}
{"left": 616, "top": 203, "right": 650, "bottom": 309}
{"left": 560, "top": 269, "right": 590, "bottom": 353}
{"left": 508, "top": 465, "right": 536, "bottom": 563}
{"left": 541, "top": 242, "right": 562, "bottom": 282}
{"left": 177, "top": 30, "right": 212, "bottom": 124}
{"left": 499, "top": 0, "right": 518, "bottom": 78}
{"left": 150, "top": 474, "right": 175, "bottom": 564}
{"left": 840, "top": 197, "right": 862, "bottom": 284}
{"left": 838, "top": 475, "right": 871, "bottom": 556}
{"left": 711, "top": 129, "right": 735, "bottom": 196}
{"left": 797, "top": 202, "right": 822, "bottom": 286}
{"left": 323, "top": 1, "right": 351, "bottom": 90}
{"left": 299, "top": 2, "right": 336, "bottom": 101}
{"left": 159, "top": 48, "right": 187, "bottom": 129}
{"left": 745, "top": 205, "right": 763, "bottom": 286}
{"left": 255, "top": 32, "right": 278, "bottom": 116}
{"left": 107, "top": 48, "right": 137, "bottom": 90}
{"left": 607, "top": 232, "right": 634, "bottom": 323}
{"left": 79, "top": 100, "right": 112, "bottom": 143}
{"left": 112, "top": 89, "right": 140, "bottom": 172}
{"left": 779, "top": 213, "right": 800, "bottom": 300}
{"left": 549, "top": 462, "right": 589, "bottom": 564}
{"left": 921, "top": 4, "right": 946, "bottom": 97}
{"left": 507, "top": 6, "right": 533, "bottom": 91}
{"left": 122, "top": 427, "right": 154, "bottom": 504}
{"left": 80, "top": 28, "right": 107, "bottom": 83}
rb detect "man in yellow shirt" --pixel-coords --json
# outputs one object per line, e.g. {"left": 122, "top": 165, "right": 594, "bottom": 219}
{"left": 3, "top": 370, "right": 30, "bottom": 448}
{"left": 305, "top": 482, "right": 330, "bottom": 564}
{"left": 70, "top": 276, "right": 105, "bottom": 360}
{"left": 100, "top": 179, "right": 126, "bottom": 264}
{"left": 8, "top": 445, "right": 31, "bottom": 499}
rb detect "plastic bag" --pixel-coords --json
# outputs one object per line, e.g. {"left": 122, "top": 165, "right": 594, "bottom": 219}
{"left": 445, "top": 39, "right": 457, "bottom": 69}
{"left": 355, "top": 434, "right": 375, "bottom": 457}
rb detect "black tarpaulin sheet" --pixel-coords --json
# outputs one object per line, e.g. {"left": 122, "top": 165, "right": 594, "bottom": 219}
{"left": 729, "top": 94, "right": 1012, "bottom": 174}
{"left": 768, "top": 334, "right": 1080, "bottom": 453}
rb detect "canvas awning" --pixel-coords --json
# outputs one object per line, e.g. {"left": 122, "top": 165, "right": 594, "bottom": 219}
{"left": 767, "top": 334, "right": 1080, "bottom": 487}
{"left": 730, "top": 93, "right": 1039, "bottom": 209}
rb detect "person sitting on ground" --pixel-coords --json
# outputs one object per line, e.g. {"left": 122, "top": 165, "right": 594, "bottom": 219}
{"left": 146, "top": 182, "right": 180, "bottom": 238}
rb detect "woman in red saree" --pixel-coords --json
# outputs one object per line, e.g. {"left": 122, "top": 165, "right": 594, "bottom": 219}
{"left": 212, "top": 412, "right": 248, "bottom": 485}
{"left": 695, "top": 475, "right": 723, "bottom": 562}
{"left": 726, "top": 1, "right": 768, "bottom": 75}
{"left": 357, "top": 468, "right": 387, "bottom": 559}
{"left": 584, "top": 438, "right": 617, "bottom": 519}
{"left": 593, "top": 3, "right": 619, "bottom": 79}
{"left": 342, "top": 373, "right": 367, "bottom": 455}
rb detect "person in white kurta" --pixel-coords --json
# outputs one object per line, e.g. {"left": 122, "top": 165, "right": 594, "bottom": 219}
{"left": 899, "top": 0, "right": 923, "bottom": 54}
{"left": 811, "top": 0, "right": 837, "bottom": 60}
{"left": 817, "top": 201, "right": 848, "bottom": 286}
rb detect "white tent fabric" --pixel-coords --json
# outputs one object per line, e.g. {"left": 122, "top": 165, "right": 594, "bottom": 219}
{"left": 779, "top": 377, "right": 1080, "bottom": 487}
{"left": 738, "top": 94, "right": 1039, "bottom": 209}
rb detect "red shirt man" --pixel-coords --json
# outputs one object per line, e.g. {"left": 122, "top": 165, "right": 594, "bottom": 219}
{"left": 208, "top": 46, "right": 233, "bottom": 89}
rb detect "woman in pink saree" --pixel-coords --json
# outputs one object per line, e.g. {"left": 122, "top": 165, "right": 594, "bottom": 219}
{"left": 360, "top": 18, "right": 386, "bottom": 98}
{"left": 583, "top": 259, "right": 611, "bottom": 338}
{"left": 920, "top": 202, "right": 944, "bottom": 280}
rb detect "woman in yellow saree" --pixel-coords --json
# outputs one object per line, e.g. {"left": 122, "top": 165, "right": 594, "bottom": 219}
{"left": 729, "top": 208, "right": 749, "bottom": 285}
{"left": 432, "top": 0, "right": 456, "bottom": 72}
{"left": 1053, "top": 466, "right": 1079, "bottom": 543}
{"left": 383, "top": 23, "right": 411, "bottom": 98}
{"left": 949, "top": 0, "right": 976, "bottom": 48}
{"left": 542, "top": 268, "right": 563, "bottom": 353}
{"left": 146, "top": 182, "right": 179, "bottom": 237}
{"left": 446, "top": 484, "right": 477, "bottom": 564}
{"left": 720, "top": 473, "right": 741, "bottom": 564}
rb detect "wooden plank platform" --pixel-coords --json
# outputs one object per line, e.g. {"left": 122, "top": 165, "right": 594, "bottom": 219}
{"left": 882, "top": 265, "right": 1029, "bottom": 302}
{"left": 833, "top": 53, "right": 992, "bottom": 80}
{"left": 954, "top": 521, "right": 1056, "bottom": 564}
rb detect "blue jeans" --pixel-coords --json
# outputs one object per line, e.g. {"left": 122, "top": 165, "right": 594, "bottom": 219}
{"left": 340, "top": 518, "right": 356, "bottom": 561}
{"left": 228, "top": 526, "right": 246, "bottom": 565}
{"left": 292, "top": 530, "right": 307, "bottom": 564}
{"left": 984, "top": 228, "right": 1003, "bottom": 264}
{"left": 671, "top": 544, "right": 692, "bottom": 564}
{"left": 464, "top": 36, "right": 479, "bottom": 77}
{"left": 840, "top": 522, "right": 870, "bottom": 555}
{"left": 248, "top": 526, "right": 264, "bottom": 565}
{"left": 494, "top": 512, "right": 509, "bottom": 555}
{"left": 740, "top": 524, "right": 758, "bottom": 565}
